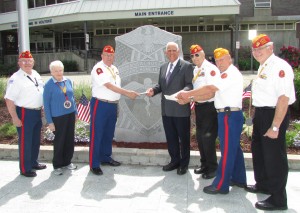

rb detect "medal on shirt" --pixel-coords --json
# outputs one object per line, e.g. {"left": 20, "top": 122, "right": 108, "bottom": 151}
{"left": 56, "top": 81, "right": 72, "bottom": 109}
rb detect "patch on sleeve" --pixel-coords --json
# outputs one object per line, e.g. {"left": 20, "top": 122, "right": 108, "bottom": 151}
{"left": 96, "top": 68, "right": 103, "bottom": 75}
{"left": 8, "top": 79, "right": 14, "bottom": 84}
{"left": 221, "top": 73, "right": 227, "bottom": 79}
{"left": 210, "top": 70, "right": 216, "bottom": 76}
{"left": 279, "top": 70, "right": 285, "bottom": 78}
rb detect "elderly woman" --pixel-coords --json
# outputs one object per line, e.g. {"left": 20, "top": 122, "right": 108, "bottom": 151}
{"left": 43, "top": 60, "right": 77, "bottom": 175}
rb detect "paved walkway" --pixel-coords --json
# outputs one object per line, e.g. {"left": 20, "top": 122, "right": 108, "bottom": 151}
{"left": 0, "top": 160, "right": 299, "bottom": 213}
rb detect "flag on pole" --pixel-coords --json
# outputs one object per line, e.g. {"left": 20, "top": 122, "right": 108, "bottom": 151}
{"left": 242, "top": 83, "right": 252, "bottom": 99}
{"left": 77, "top": 94, "right": 90, "bottom": 123}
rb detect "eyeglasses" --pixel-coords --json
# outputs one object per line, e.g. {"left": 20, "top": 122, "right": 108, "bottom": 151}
{"left": 251, "top": 45, "right": 269, "bottom": 53}
{"left": 20, "top": 60, "right": 34, "bottom": 65}
{"left": 190, "top": 53, "right": 200, "bottom": 58}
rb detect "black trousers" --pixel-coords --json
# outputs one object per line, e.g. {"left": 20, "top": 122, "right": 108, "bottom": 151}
{"left": 195, "top": 102, "right": 218, "bottom": 173}
{"left": 52, "top": 112, "right": 76, "bottom": 169}
{"left": 162, "top": 116, "right": 191, "bottom": 167}
{"left": 252, "top": 107, "right": 290, "bottom": 206}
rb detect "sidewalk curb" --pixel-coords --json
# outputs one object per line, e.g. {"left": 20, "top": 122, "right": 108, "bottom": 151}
{"left": 1, "top": 144, "right": 299, "bottom": 170}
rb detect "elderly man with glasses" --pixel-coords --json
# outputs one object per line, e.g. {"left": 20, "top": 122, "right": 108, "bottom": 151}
{"left": 188, "top": 44, "right": 219, "bottom": 179}
{"left": 5, "top": 51, "right": 46, "bottom": 177}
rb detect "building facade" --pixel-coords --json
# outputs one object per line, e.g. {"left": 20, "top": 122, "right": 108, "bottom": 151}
{"left": 0, "top": 0, "right": 299, "bottom": 71}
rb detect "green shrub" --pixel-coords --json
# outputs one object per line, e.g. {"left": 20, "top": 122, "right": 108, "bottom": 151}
{"left": 238, "top": 46, "right": 259, "bottom": 71}
{"left": 73, "top": 82, "right": 92, "bottom": 101}
{"left": 0, "top": 123, "right": 17, "bottom": 139}
{"left": 61, "top": 60, "right": 78, "bottom": 72}
{"left": 294, "top": 68, "right": 300, "bottom": 100}
{"left": 0, "top": 78, "right": 7, "bottom": 102}
{"left": 0, "top": 63, "right": 18, "bottom": 77}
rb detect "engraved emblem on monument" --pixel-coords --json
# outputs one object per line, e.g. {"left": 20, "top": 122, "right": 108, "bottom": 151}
{"left": 114, "top": 25, "right": 182, "bottom": 142}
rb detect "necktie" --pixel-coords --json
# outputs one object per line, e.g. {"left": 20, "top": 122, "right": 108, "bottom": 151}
{"left": 165, "top": 63, "right": 173, "bottom": 84}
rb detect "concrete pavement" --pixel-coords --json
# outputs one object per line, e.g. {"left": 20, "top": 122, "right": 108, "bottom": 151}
{"left": 0, "top": 160, "right": 299, "bottom": 213}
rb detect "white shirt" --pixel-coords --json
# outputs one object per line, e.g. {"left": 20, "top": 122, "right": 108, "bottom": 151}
{"left": 252, "top": 54, "right": 296, "bottom": 107}
{"left": 192, "top": 59, "right": 220, "bottom": 103}
{"left": 213, "top": 64, "right": 243, "bottom": 109}
{"left": 4, "top": 69, "right": 44, "bottom": 108}
{"left": 91, "top": 60, "right": 121, "bottom": 101}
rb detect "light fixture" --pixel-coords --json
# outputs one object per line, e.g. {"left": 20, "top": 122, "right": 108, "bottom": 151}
{"left": 109, "top": 24, "right": 115, "bottom": 28}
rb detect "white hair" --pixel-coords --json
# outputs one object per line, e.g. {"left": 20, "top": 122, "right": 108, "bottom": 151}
{"left": 49, "top": 60, "right": 64, "bottom": 71}
{"left": 166, "top": 42, "right": 179, "bottom": 51}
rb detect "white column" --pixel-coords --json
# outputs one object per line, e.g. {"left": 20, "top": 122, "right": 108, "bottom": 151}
{"left": 17, "top": 0, "right": 30, "bottom": 53}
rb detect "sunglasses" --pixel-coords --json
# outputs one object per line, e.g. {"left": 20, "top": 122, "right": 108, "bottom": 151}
{"left": 190, "top": 54, "right": 200, "bottom": 58}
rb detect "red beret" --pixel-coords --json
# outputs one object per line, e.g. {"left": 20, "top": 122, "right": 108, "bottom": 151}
{"left": 214, "top": 48, "right": 230, "bottom": 59}
{"left": 190, "top": 44, "right": 203, "bottom": 54}
{"left": 252, "top": 34, "right": 271, "bottom": 48}
{"left": 19, "top": 51, "right": 33, "bottom": 59}
{"left": 103, "top": 45, "right": 115, "bottom": 54}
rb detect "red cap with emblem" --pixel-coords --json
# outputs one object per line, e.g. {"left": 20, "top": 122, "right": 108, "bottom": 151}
{"left": 19, "top": 51, "right": 33, "bottom": 59}
{"left": 103, "top": 45, "right": 115, "bottom": 54}
{"left": 190, "top": 44, "right": 203, "bottom": 54}
{"left": 252, "top": 34, "right": 271, "bottom": 48}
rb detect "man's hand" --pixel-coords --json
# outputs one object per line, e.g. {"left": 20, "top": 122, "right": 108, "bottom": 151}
{"left": 176, "top": 91, "right": 190, "bottom": 103}
{"left": 177, "top": 98, "right": 190, "bottom": 105}
{"left": 264, "top": 128, "right": 279, "bottom": 139}
{"left": 48, "top": 123, "right": 55, "bottom": 132}
{"left": 127, "top": 90, "right": 140, "bottom": 100}
{"left": 146, "top": 88, "right": 154, "bottom": 97}
{"left": 12, "top": 117, "right": 22, "bottom": 127}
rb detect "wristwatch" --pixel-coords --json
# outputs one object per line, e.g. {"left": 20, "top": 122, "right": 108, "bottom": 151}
{"left": 272, "top": 125, "right": 279, "bottom": 132}
{"left": 189, "top": 96, "right": 194, "bottom": 103}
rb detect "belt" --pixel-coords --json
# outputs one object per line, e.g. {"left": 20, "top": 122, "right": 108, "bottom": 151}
{"left": 24, "top": 107, "right": 42, "bottom": 110}
{"left": 216, "top": 107, "right": 240, "bottom": 113}
{"left": 255, "top": 106, "right": 275, "bottom": 110}
{"left": 97, "top": 98, "right": 119, "bottom": 104}
{"left": 195, "top": 101, "right": 213, "bottom": 106}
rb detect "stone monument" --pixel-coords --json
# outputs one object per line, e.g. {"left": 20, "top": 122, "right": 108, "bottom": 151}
{"left": 114, "top": 25, "right": 183, "bottom": 143}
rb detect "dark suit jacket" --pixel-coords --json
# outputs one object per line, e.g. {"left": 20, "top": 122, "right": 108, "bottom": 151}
{"left": 152, "top": 58, "right": 194, "bottom": 117}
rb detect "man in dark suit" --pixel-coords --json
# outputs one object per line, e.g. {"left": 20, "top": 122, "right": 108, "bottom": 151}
{"left": 146, "top": 42, "right": 194, "bottom": 175}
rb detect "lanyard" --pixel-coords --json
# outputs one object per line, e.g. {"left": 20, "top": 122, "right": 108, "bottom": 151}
{"left": 192, "top": 68, "right": 202, "bottom": 83}
{"left": 27, "top": 76, "right": 39, "bottom": 91}
{"left": 56, "top": 81, "right": 69, "bottom": 100}
{"left": 106, "top": 66, "right": 116, "bottom": 82}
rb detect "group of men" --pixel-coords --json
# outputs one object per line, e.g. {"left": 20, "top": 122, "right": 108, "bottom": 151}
{"left": 5, "top": 33, "right": 295, "bottom": 211}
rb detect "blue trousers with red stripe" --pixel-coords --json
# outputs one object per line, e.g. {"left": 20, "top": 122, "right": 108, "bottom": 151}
{"left": 89, "top": 98, "right": 117, "bottom": 169}
{"left": 212, "top": 110, "right": 247, "bottom": 192}
{"left": 16, "top": 107, "right": 42, "bottom": 174}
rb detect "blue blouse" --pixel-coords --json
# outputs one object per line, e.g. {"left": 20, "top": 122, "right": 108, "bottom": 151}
{"left": 43, "top": 77, "right": 77, "bottom": 124}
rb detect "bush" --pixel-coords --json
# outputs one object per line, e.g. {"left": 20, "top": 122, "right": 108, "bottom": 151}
{"left": 61, "top": 60, "right": 78, "bottom": 72}
{"left": 279, "top": 46, "right": 300, "bottom": 68}
{"left": 0, "top": 78, "right": 7, "bottom": 102}
{"left": 0, "top": 123, "right": 17, "bottom": 139}
{"left": 73, "top": 82, "right": 92, "bottom": 101}
{"left": 238, "top": 46, "right": 259, "bottom": 71}
{"left": 0, "top": 63, "right": 18, "bottom": 77}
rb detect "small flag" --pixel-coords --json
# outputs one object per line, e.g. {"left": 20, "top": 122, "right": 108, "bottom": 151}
{"left": 77, "top": 94, "right": 90, "bottom": 123}
{"left": 242, "top": 83, "right": 252, "bottom": 99}
{"left": 190, "top": 102, "right": 195, "bottom": 110}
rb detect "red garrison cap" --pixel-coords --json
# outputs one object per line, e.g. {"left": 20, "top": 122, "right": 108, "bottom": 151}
{"left": 103, "top": 45, "right": 115, "bottom": 53}
{"left": 19, "top": 51, "right": 33, "bottom": 59}
{"left": 252, "top": 34, "right": 271, "bottom": 48}
{"left": 190, "top": 44, "right": 203, "bottom": 54}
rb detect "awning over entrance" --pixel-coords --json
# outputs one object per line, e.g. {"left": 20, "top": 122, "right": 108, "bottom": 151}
{"left": 0, "top": 0, "right": 240, "bottom": 31}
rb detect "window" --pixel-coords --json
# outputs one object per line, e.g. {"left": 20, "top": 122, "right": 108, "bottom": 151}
{"left": 215, "top": 25, "right": 223, "bottom": 31}
{"left": 254, "top": 0, "right": 271, "bottom": 8}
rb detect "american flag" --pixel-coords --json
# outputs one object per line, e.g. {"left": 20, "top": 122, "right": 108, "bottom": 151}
{"left": 190, "top": 102, "right": 195, "bottom": 110}
{"left": 77, "top": 94, "right": 90, "bottom": 123}
{"left": 242, "top": 83, "right": 252, "bottom": 99}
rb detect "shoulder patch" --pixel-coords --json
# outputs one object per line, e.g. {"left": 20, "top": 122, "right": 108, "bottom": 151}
{"left": 221, "top": 73, "right": 227, "bottom": 79}
{"left": 8, "top": 79, "right": 14, "bottom": 84}
{"left": 279, "top": 70, "right": 285, "bottom": 78}
{"left": 210, "top": 70, "right": 216, "bottom": 76}
{"left": 96, "top": 68, "right": 103, "bottom": 75}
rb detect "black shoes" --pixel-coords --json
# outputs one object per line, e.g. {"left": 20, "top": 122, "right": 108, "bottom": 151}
{"left": 21, "top": 171, "right": 37, "bottom": 177}
{"left": 32, "top": 163, "right": 47, "bottom": 170}
{"left": 162, "top": 163, "right": 179, "bottom": 172}
{"left": 177, "top": 166, "right": 188, "bottom": 175}
{"left": 202, "top": 171, "right": 216, "bottom": 179}
{"left": 203, "top": 185, "right": 229, "bottom": 195}
{"left": 102, "top": 159, "right": 121, "bottom": 167}
{"left": 194, "top": 166, "right": 207, "bottom": 174}
{"left": 90, "top": 167, "right": 103, "bottom": 175}
{"left": 244, "top": 185, "right": 269, "bottom": 194}
{"left": 255, "top": 200, "right": 287, "bottom": 211}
